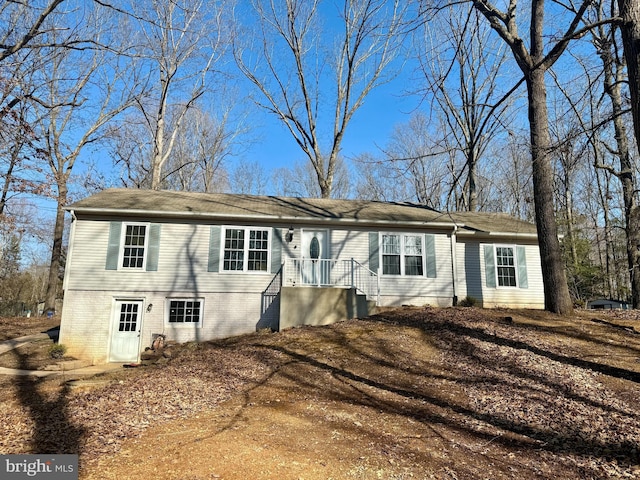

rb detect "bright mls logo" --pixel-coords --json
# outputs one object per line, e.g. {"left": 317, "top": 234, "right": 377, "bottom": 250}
{"left": 1, "top": 455, "right": 78, "bottom": 479}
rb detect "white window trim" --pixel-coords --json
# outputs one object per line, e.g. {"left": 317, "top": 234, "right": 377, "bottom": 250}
{"left": 165, "top": 298, "right": 204, "bottom": 327}
{"left": 118, "top": 222, "right": 150, "bottom": 271}
{"left": 494, "top": 244, "right": 518, "bottom": 288}
{"left": 220, "top": 226, "right": 272, "bottom": 274}
{"left": 380, "top": 233, "right": 425, "bottom": 277}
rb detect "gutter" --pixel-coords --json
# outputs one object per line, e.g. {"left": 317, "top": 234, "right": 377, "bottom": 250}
{"left": 65, "top": 206, "right": 460, "bottom": 230}
{"left": 456, "top": 230, "right": 538, "bottom": 240}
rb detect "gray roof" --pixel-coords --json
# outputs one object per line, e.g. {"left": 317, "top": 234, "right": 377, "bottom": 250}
{"left": 67, "top": 188, "right": 537, "bottom": 237}
{"left": 448, "top": 212, "right": 538, "bottom": 236}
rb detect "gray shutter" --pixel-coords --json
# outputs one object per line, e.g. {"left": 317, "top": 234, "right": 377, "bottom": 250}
{"left": 369, "top": 232, "right": 379, "bottom": 272}
{"left": 271, "top": 227, "right": 283, "bottom": 273}
{"left": 484, "top": 244, "right": 496, "bottom": 288}
{"left": 425, "top": 234, "right": 437, "bottom": 278}
{"left": 105, "top": 221, "right": 122, "bottom": 270}
{"left": 516, "top": 245, "right": 528, "bottom": 289}
{"left": 146, "top": 224, "right": 161, "bottom": 271}
{"left": 208, "top": 226, "right": 221, "bottom": 272}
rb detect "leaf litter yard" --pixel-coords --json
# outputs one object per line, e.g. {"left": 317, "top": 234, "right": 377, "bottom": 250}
{"left": 2, "top": 307, "right": 640, "bottom": 479}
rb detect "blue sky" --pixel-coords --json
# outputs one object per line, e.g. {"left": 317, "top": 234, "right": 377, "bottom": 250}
{"left": 247, "top": 74, "right": 420, "bottom": 174}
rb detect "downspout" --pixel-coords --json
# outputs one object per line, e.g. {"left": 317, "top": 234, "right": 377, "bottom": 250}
{"left": 450, "top": 224, "right": 458, "bottom": 306}
{"left": 58, "top": 210, "right": 76, "bottom": 351}
{"left": 62, "top": 210, "right": 77, "bottom": 293}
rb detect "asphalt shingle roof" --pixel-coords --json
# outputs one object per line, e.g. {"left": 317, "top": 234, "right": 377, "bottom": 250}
{"left": 67, "top": 188, "right": 537, "bottom": 236}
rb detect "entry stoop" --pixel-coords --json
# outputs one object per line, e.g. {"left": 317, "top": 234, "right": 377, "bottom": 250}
{"left": 279, "top": 286, "right": 377, "bottom": 330}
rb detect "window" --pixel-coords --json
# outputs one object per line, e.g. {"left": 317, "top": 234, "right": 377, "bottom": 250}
{"left": 168, "top": 300, "right": 202, "bottom": 324}
{"left": 382, "top": 234, "right": 401, "bottom": 275}
{"left": 122, "top": 223, "right": 147, "bottom": 269}
{"left": 223, "top": 227, "right": 270, "bottom": 272}
{"left": 224, "top": 228, "right": 244, "bottom": 271}
{"left": 106, "top": 222, "right": 160, "bottom": 272}
{"left": 404, "top": 234, "right": 424, "bottom": 276}
{"left": 118, "top": 302, "right": 139, "bottom": 332}
{"left": 248, "top": 230, "right": 269, "bottom": 271}
{"left": 381, "top": 234, "right": 424, "bottom": 276}
{"left": 496, "top": 246, "right": 517, "bottom": 287}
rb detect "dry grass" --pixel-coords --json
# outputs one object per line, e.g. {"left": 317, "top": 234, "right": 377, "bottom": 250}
{"left": 1, "top": 307, "right": 640, "bottom": 479}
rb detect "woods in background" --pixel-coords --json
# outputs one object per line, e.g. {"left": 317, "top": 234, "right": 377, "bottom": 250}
{"left": 1, "top": 0, "right": 640, "bottom": 313}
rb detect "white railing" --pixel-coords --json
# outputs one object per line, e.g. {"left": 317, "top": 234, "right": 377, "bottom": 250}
{"left": 283, "top": 258, "right": 379, "bottom": 303}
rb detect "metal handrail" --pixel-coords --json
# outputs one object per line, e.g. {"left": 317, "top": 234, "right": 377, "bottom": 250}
{"left": 283, "top": 258, "right": 379, "bottom": 303}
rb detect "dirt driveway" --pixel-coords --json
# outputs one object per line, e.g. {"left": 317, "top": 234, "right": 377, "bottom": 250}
{"left": 2, "top": 307, "right": 640, "bottom": 479}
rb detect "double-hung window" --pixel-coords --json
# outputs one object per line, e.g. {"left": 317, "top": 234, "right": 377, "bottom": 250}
{"left": 122, "top": 223, "right": 148, "bottom": 269}
{"left": 106, "top": 221, "right": 160, "bottom": 272}
{"left": 495, "top": 246, "right": 517, "bottom": 287}
{"left": 223, "top": 227, "right": 270, "bottom": 272}
{"left": 382, "top": 234, "right": 401, "bottom": 275}
{"left": 483, "top": 244, "right": 527, "bottom": 289}
{"left": 381, "top": 234, "right": 424, "bottom": 276}
{"left": 168, "top": 299, "right": 202, "bottom": 325}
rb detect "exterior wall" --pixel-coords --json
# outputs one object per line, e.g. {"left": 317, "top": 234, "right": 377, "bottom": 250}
{"left": 456, "top": 238, "right": 545, "bottom": 309}
{"left": 60, "top": 214, "right": 544, "bottom": 363}
{"left": 283, "top": 228, "right": 456, "bottom": 307}
{"left": 59, "top": 289, "right": 266, "bottom": 364}
{"left": 377, "top": 232, "right": 454, "bottom": 307}
{"left": 65, "top": 220, "right": 278, "bottom": 294}
{"left": 61, "top": 217, "right": 287, "bottom": 362}
{"left": 279, "top": 287, "right": 375, "bottom": 330}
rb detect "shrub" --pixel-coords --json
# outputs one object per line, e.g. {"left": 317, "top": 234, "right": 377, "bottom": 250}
{"left": 458, "top": 296, "right": 478, "bottom": 307}
{"left": 48, "top": 344, "right": 67, "bottom": 359}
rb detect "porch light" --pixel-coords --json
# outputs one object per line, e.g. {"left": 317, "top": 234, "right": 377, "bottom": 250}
{"left": 146, "top": 303, "right": 153, "bottom": 312}
{"left": 286, "top": 227, "right": 294, "bottom": 243}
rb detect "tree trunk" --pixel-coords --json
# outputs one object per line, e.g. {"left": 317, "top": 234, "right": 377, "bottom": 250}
{"left": 617, "top": 0, "right": 640, "bottom": 306}
{"left": 467, "top": 148, "right": 478, "bottom": 212}
{"left": 44, "top": 181, "right": 67, "bottom": 314}
{"left": 564, "top": 168, "right": 578, "bottom": 270}
{"left": 526, "top": 68, "right": 573, "bottom": 314}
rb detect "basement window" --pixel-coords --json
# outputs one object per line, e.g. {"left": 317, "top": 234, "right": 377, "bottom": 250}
{"left": 168, "top": 299, "right": 202, "bottom": 324}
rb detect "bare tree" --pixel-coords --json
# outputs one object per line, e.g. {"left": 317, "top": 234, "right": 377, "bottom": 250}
{"left": 0, "top": 0, "right": 67, "bottom": 62}
{"left": 163, "top": 107, "right": 238, "bottom": 193}
{"left": 615, "top": 0, "right": 640, "bottom": 305}
{"left": 33, "top": 4, "right": 144, "bottom": 313}
{"left": 448, "top": 0, "right": 603, "bottom": 314}
{"left": 0, "top": 1, "right": 83, "bottom": 216}
{"left": 272, "top": 158, "right": 351, "bottom": 199}
{"left": 485, "top": 132, "right": 535, "bottom": 221}
{"left": 617, "top": 0, "right": 640, "bottom": 158}
{"left": 122, "top": 0, "right": 231, "bottom": 190}
{"left": 551, "top": 0, "right": 640, "bottom": 306}
{"left": 418, "top": 5, "right": 517, "bottom": 211}
{"left": 234, "top": 0, "right": 409, "bottom": 198}
{"left": 229, "top": 159, "right": 268, "bottom": 195}
{"left": 370, "top": 113, "right": 451, "bottom": 208}
{"left": 0, "top": 92, "right": 46, "bottom": 217}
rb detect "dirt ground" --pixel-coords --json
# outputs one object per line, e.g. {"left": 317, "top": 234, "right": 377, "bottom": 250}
{"left": 2, "top": 307, "right": 640, "bottom": 479}
{"left": 0, "top": 315, "right": 59, "bottom": 341}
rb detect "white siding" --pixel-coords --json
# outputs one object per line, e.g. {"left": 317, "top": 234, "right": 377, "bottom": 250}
{"left": 374, "top": 232, "right": 454, "bottom": 307}
{"left": 66, "top": 220, "right": 277, "bottom": 293}
{"left": 456, "top": 239, "right": 544, "bottom": 309}
{"left": 61, "top": 216, "right": 544, "bottom": 362}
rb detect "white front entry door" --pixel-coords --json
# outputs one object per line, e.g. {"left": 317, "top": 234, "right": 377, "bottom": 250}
{"left": 301, "top": 230, "right": 329, "bottom": 285}
{"left": 109, "top": 300, "right": 143, "bottom": 362}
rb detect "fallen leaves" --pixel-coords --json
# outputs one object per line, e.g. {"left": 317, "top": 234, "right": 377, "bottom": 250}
{"left": 1, "top": 307, "right": 640, "bottom": 479}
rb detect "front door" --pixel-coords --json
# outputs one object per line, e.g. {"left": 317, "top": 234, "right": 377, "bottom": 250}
{"left": 109, "top": 300, "right": 143, "bottom": 362}
{"left": 301, "top": 230, "right": 329, "bottom": 285}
